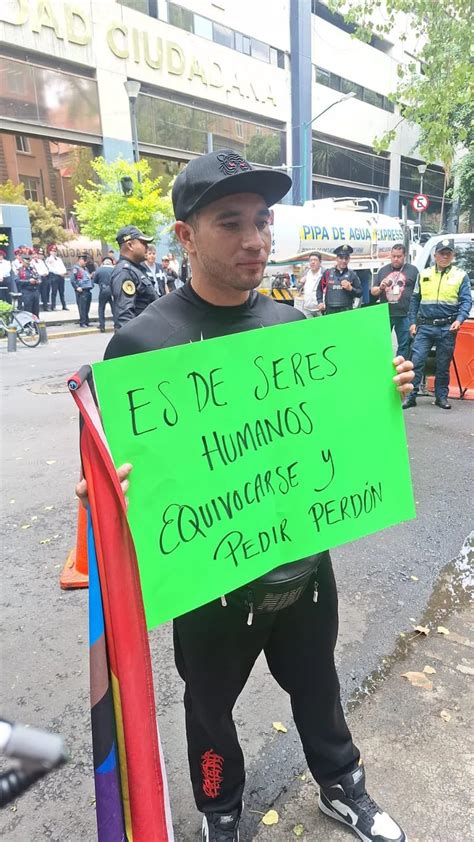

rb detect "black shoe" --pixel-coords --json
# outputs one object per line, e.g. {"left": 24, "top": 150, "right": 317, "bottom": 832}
{"left": 202, "top": 808, "right": 240, "bottom": 841}
{"left": 319, "top": 765, "right": 405, "bottom": 842}
{"left": 99, "top": 327, "right": 106, "bottom": 333}
{"left": 62, "top": 306, "right": 69, "bottom": 311}
{"left": 402, "top": 395, "right": 416, "bottom": 409}
{"left": 434, "top": 398, "right": 451, "bottom": 409}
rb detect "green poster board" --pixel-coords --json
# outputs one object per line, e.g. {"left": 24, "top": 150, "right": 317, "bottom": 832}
{"left": 92, "top": 305, "right": 415, "bottom": 629}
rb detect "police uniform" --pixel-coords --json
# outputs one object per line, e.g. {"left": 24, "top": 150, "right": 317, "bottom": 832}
{"left": 17, "top": 259, "right": 41, "bottom": 316}
{"left": 406, "top": 238, "right": 471, "bottom": 408}
{"left": 70, "top": 257, "right": 93, "bottom": 327}
{"left": 317, "top": 245, "right": 361, "bottom": 314}
{"left": 110, "top": 226, "right": 158, "bottom": 328}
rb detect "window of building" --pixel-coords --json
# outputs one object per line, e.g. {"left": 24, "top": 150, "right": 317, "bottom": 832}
{"left": 194, "top": 14, "right": 213, "bottom": 40}
{"left": 213, "top": 22, "right": 234, "bottom": 48}
{"left": 341, "top": 78, "right": 363, "bottom": 100}
{"left": 235, "top": 32, "right": 251, "bottom": 55}
{"left": 312, "top": 139, "right": 389, "bottom": 189}
{"left": 1, "top": 57, "right": 101, "bottom": 134}
{"left": 118, "top": 0, "right": 150, "bottom": 12}
{"left": 168, "top": 3, "right": 193, "bottom": 31}
{"left": 400, "top": 160, "right": 445, "bottom": 198}
{"left": 251, "top": 38, "right": 270, "bottom": 63}
{"left": 363, "top": 89, "right": 384, "bottom": 109}
{"left": 137, "top": 93, "right": 285, "bottom": 166}
{"left": 383, "top": 96, "right": 395, "bottom": 113}
{"left": 19, "top": 176, "right": 40, "bottom": 201}
{"left": 15, "top": 135, "right": 30, "bottom": 153}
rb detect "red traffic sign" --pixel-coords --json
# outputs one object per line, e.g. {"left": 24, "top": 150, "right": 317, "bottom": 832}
{"left": 411, "top": 193, "right": 430, "bottom": 212}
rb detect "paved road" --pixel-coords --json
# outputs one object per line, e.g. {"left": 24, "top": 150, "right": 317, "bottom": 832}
{"left": 1, "top": 334, "right": 472, "bottom": 841}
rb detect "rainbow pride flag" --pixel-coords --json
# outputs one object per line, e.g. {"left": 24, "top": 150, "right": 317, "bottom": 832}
{"left": 69, "top": 367, "right": 174, "bottom": 842}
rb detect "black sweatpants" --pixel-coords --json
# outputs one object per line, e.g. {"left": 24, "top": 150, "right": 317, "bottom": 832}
{"left": 173, "top": 551, "right": 359, "bottom": 814}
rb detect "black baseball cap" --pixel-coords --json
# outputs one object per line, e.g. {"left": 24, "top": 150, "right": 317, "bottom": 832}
{"left": 116, "top": 225, "right": 154, "bottom": 246}
{"left": 172, "top": 149, "right": 292, "bottom": 221}
{"left": 435, "top": 238, "right": 455, "bottom": 253}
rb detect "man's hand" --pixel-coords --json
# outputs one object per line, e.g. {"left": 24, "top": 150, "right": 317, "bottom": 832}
{"left": 370, "top": 286, "right": 381, "bottom": 296}
{"left": 75, "top": 463, "right": 133, "bottom": 509}
{"left": 409, "top": 324, "right": 417, "bottom": 337}
{"left": 318, "top": 302, "right": 325, "bottom": 312}
{"left": 393, "top": 356, "right": 414, "bottom": 397}
{"left": 341, "top": 279, "right": 352, "bottom": 290}
{"left": 449, "top": 320, "right": 461, "bottom": 332}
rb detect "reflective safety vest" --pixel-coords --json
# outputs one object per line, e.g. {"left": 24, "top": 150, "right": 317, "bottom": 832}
{"left": 418, "top": 265, "right": 465, "bottom": 305}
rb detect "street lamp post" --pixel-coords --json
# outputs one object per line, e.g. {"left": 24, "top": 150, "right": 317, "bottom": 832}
{"left": 417, "top": 163, "right": 428, "bottom": 230}
{"left": 302, "top": 91, "right": 357, "bottom": 203}
{"left": 124, "top": 79, "right": 141, "bottom": 165}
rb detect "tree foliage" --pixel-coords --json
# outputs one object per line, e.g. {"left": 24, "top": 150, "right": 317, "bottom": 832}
{"left": 0, "top": 179, "right": 27, "bottom": 204}
{"left": 246, "top": 134, "right": 282, "bottom": 167}
{"left": 27, "top": 198, "right": 71, "bottom": 248}
{"left": 329, "top": 0, "right": 473, "bottom": 171}
{"left": 0, "top": 180, "right": 70, "bottom": 247}
{"left": 74, "top": 157, "right": 173, "bottom": 243}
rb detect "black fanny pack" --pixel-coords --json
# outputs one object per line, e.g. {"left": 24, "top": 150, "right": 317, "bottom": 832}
{"left": 222, "top": 553, "right": 323, "bottom": 624}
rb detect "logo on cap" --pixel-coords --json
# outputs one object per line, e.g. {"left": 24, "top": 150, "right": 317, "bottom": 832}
{"left": 217, "top": 152, "right": 252, "bottom": 176}
{"left": 442, "top": 239, "right": 450, "bottom": 246}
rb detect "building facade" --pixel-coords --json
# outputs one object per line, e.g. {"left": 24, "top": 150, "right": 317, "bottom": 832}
{"left": 0, "top": 0, "right": 447, "bottom": 233}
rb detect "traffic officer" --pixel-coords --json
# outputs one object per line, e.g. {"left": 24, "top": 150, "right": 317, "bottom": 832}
{"left": 403, "top": 238, "right": 471, "bottom": 410}
{"left": 16, "top": 255, "right": 41, "bottom": 315}
{"left": 110, "top": 225, "right": 158, "bottom": 328}
{"left": 317, "top": 244, "right": 362, "bottom": 314}
{"left": 71, "top": 253, "right": 93, "bottom": 328}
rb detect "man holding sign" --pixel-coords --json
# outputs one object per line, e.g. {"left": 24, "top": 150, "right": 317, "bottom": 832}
{"left": 77, "top": 150, "right": 413, "bottom": 842}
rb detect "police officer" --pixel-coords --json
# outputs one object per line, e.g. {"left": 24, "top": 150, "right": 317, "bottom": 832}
{"left": 110, "top": 225, "right": 158, "bottom": 328}
{"left": 317, "top": 244, "right": 362, "bottom": 314}
{"left": 71, "top": 253, "right": 93, "bottom": 328}
{"left": 403, "top": 238, "right": 471, "bottom": 410}
{"left": 17, "top": 255, "right": 41, "bottom": 316}
{"left": 93, "top": 257, "right": 115, "bottom": 332}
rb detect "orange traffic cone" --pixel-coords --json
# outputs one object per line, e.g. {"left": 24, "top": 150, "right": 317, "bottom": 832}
{"left": 60, "top": 503, "right": 89, "bottom": 589}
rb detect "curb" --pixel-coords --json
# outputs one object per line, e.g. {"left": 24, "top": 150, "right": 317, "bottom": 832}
{"left": 48, "top": 327, "right": 114, "bottom": 340}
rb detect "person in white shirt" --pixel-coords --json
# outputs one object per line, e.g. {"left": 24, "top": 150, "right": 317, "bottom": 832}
{"left": 299, "top": 252, "right": 324, "bottom": 317}
{"left": 0, "top": 249, "right": 14, "bottom": 302}
{"left": 31, "top": 247, "right": 50, "bottom": 310}
{"left": 46, "top": 244, "right": 69, "bottom": 310}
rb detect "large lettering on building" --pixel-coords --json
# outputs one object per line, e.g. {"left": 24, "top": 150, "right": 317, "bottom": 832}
{"left": 1, "top": 0, "right": 278, "bottom": 108}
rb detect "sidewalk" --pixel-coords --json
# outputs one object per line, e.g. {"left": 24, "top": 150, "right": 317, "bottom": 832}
{"left": 253, "top": 603, "right": 473, "bottom": 842}
{"left": 39, "top": 302, "right": 115, "bottom": 338}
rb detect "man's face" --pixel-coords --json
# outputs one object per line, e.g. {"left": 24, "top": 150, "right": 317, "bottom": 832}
{"left": 391, "top": 248, "right": 405, "bottom": 269}
{"left": 128, "top": 238, "right": 148, "bottom": 263}
{"left": 336, "top": 255, "right": 349, "bottom": 271}
{"left": 309, "top": 255, "right": 320, "bottom": 271}
{"left": 146, "top": 249, "right": 156, "bottom": 264}
{"left": 181, "top": 193, "right": 271, "bottom": 293}
{"left": 435, "top": 248, "right": 454, "bottom": 270}
{"left": 78, "top": 257, "right": 86, "bottom": 267}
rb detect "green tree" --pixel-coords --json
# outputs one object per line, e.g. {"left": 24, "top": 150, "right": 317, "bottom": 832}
{"left": 70, "top": 147, "right": 96, "bottom": 199}
{"left": 329, "top": 1, "right": 473, "bottom": 172}
{"left": 74, "top": 157, "right": 173, "bottom": 243}
{"left": 0, "top": 180, "right": 27, "bottom": 204}
{"left": 453, "top": 150, "right": 474, "bottom": 227}
{"left": 27, "top": 199, "right": 71, "bottom": 248}
{"left": 0, "top": 181, "right": 71, "bottom": 247}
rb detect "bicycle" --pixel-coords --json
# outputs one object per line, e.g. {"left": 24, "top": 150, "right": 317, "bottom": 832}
{"left": 0, "top": 291, "right": 41, "bottom": 348}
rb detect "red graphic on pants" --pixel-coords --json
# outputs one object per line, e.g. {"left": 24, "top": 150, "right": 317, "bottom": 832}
{"left": 201, "top": 749, "right": 224, "bottom": 798}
